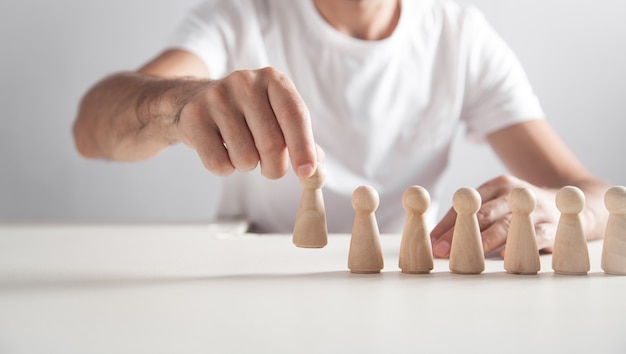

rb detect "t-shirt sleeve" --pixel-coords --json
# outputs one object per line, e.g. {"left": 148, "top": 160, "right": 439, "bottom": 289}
{"left": 165, "top": 0, "right": 232, "bottom": 79}
{"left": 460, "top": 6, "right": 545, "bottom": 142}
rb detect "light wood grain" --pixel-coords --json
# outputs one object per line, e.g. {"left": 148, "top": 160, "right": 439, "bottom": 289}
{"left": 399, "top": 186, "right": 434, "bottom": 274}
{"left": 292, "top": 167, "right": 328, "bottom": 248}
{"left": 552, "top": 186, "right": 590, "bottom": 275}
{"left": 602, "top": 186, "right": 626, "bottom": 275}
{"left": 504, "top": 187, "right": 541, "bottom": 275}
{"left": 449, "top": 187, "right": 485, "bottom": 274}
{"left": 348, "top": 185, "right": 384, "bottom": 274}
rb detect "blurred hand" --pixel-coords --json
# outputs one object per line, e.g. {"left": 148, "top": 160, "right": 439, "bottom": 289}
{"left": 177, "top": 67, "right": 319, "bottom": 179}
{"left": 430, "top": 175, "right": 561, "bottom": 258}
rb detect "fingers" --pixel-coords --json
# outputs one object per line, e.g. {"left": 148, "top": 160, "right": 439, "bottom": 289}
{"left": 265, "top": 68, "right": 317, "bottom": 178}
{"left": 236, "top": 67, "right": 317, "bottom": 178}
{"left": 177, "top": 100, "right": 235, "bottom": 176}
{"left": 475, "top": 175, "right": 523, "bottom": 204}
{"left": 431, "top": 178, "right": 519, "bottom": 258}
{"left": 178, "top": 68, "right": 318, "bottom": 179}
{"left": 234, "top": 71, "right": 289, "bottom": 179}
{"left": 476, "top": 195, "right": 511, "bottom": 254}
{"left": 211, "top": 103, "right": 260, "bottom": 173}
{"left": 431, "top": 196, "right": 511, "bottom": 258}
{"left": 480, "top": 214, "right": 511, "bottom": 256}
{"left": 430, "top": 207, "right": 456, "bottom": 258}
{"left": 534, "top": 222, "right": 557, "bottom": 253}
{"left": 432, "top": 175, "right": 561, "bottom": 260}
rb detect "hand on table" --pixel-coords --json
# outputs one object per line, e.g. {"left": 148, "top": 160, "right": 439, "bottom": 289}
{"left": 430, "top": 175, "right": 561, "bottom": 258}
{"left": 177, "top": 67, "right": 320, "bottom": 179}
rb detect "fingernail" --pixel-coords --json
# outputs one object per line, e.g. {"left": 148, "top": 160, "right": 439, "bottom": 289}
{"left": 296, "top": 163, "right": 314, "bottom": 178}
{"left": 433, "top": 240, "right": 450, "bottom": 257}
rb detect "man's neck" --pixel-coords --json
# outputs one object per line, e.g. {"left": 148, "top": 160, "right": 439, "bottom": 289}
{"left": 313, "top": 0, "right": 401, "bottom": 40}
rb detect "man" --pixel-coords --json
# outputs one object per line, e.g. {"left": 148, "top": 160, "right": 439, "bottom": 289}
{"left": 73, "top": 0, "right": 608, "bottom": 258}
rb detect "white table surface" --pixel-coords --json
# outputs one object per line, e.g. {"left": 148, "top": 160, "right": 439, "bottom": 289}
{"left": 0, "top": 223, "right": 624, "bottom": 354}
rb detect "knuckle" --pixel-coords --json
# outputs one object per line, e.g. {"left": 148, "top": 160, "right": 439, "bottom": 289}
{"left": 501, "top": 214, "right": 512, "bottom": 228}
{"left": 256, "top": 135, "right": 287, "bottom": 156}
{"left": 476, "top": 207, "right": 494, "bottom": 221}
{"left": 481, "top": 174, "right": 517, "bottom": 189}
{"left": 202, "top": 154, "right": 234, "bottom": 176}
{"left": 259, "top": 66, "right": 283, "bottom": 81}
{"left": 203, "top": 86, "right": 234, "bottom": 120}
{"left": 494, "top": 174, "right": 518, "bottom": 187}
{"left": 229, "top": 70, "right": 256, "bottom": 89}
{"left": 261, "top": 166, "right": 288, "bottom": 180}
{"left": 485, "top": 217, "right": 511, "bottom": 249}
{"left": 260, "top": 67, "right": 311, "bottom": 123}
{"left": 283, "top": 102, "right": 310, "bottom": 123}
{"left": 260, "top": 150, "right": 289, "bottom": 180}
{"left": 233, "top": 151, "right": 260, "bottom": 172}
{"left": 225, "top": 70, "right": 267, "bottom": 108}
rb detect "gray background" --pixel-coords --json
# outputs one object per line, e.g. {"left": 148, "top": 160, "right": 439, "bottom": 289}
{"left": 1, "top": 0, "right": 625, "bottom": 223}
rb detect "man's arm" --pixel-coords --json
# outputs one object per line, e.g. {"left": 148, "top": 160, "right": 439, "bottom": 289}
{"left": 73, "top": 49, "right": 318, "bottom": 179}
{"left": 430, "top": 119, "right": 609, "bottom": 257}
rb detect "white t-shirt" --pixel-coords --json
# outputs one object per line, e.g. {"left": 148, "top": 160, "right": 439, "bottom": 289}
{"left": 168, "top": 0, "right": 545, "bottom": 233}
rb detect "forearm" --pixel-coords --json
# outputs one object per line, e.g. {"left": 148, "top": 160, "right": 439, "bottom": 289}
{"left": 73, "top": 72, "right": 211, "bottom": 160}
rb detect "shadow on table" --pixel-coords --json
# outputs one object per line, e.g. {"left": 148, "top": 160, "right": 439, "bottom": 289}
{"left": 0, "top": 270, "right": 352, "bottom": 294}
{"left": 0, "top": 267, "right": 610, "bottom": 294}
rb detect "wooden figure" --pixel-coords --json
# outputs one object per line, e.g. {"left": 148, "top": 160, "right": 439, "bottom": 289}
{"left": 552, "top": 186, "right": 590, "bottom": 275}
{"left": 348, "top": 185, "right": 384, "bottom": 274}
{"left": 292, "top": 167, "right": 328, "bottom": 248}
{"left": 449, "top": 187, "right": 485, "bottom": 274}
{"left": 399, "top": 185, "right": 433, "bottom": 274}
{"left": 504, "top": 187, "right": 541, "bottom": 275}
{"left": 602, "top": 186, "right": 626, "bottom": 275}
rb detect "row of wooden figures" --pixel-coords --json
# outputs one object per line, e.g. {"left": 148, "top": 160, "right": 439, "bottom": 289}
{"left": 291, "top": 169, "right": 626, "bottom": 275}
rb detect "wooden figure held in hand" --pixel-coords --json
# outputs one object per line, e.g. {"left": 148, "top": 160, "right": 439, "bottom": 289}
{"left": 292, "top": 167, "right": 328, "bottom": 248}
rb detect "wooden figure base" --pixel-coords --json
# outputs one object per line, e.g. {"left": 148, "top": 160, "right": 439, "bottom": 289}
{"left": 506, "top": 271, "right": 539, "bottom": 275}
{"left": 554, "top": 270, "right": 588, "bottom": 276}
{"left": 450, "top": 270, "right": 483, "bottom": 275}
{"left": 401, "top": 270, "right": 431, "bottom": 275}
{"left": 293, "top": 210, "right": 328, "bottom": 248}
{"left": 350, "top": 270, "right": 382, "bottom": 274}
